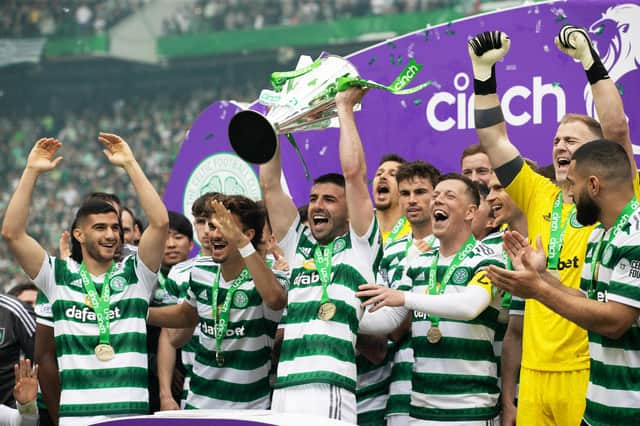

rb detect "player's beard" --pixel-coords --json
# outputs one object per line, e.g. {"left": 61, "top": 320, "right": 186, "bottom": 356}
{"left": 575, "top": 189, "right": 600, "bottom": 226}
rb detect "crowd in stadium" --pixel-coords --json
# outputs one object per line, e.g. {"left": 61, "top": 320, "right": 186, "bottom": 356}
{"left": 1, "top": 14, "right": 638, "bottom": 426}
{"left": 0, "top": 0, "right": 469, "bottom": 38}
{"left": 162, "top": 0, "right": 469, "bottom": 34}
{"left": 0, "top": 85, "right": 252, "bottom": 292}
{"left": 0, "top": 0, "right": 146, "bottom": 38}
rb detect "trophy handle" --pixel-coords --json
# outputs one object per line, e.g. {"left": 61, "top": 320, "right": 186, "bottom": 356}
{"left": 228, "top": 110, "right": 278, "bottom": 164}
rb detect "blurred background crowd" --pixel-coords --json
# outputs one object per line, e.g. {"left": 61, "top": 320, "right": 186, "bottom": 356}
{"left": 0, "top": 0, "right": 519, "bottom": 291}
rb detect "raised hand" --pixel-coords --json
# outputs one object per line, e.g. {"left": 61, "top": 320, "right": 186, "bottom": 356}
{"left": 502, "top": 231, "right": 547, "bottom": 273}
{"left": 59, "top": 230, "right": 71, "bottom": 258}
{"left": 272, "top": 246, "right": 289, "bottom": 272}
{"left": 26, "top": 138, "right": 63, "bottom": 174}
{"left": 335, "top": 86, "right": 368, "bottom": 110}
{"left": 98, "top": 132, "right": 136, "bottom": 168}
{"left": 467, "top": 31, "right": 511, "bottom": 82}
{"left": 554, "top": 25, "right": 599, "bottom": 70}
{"left": 13, "top": 358, "right": 38, "bottom": 405}
{"left": 209, "top": 200, "right": 251, "bottom": 249}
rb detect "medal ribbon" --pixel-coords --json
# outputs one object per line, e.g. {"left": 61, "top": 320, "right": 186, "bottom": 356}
{"left": 588, "top": 197, "right": 639, "bottom": 298}
{"left": 157, "top": 271, "right": 167, "bottom": 289}
{"left": 385, "top": 216, "right": 407, "bottom": 247}
{"left": 79, "top": 263, "right": 115, "bottom": 346}
{"left": 427, "top": 234, "right": 476, "bottom": 327}
{"left": 547, "top": 192, "right": 575, "bottom": 269}
{"left": 313, "top": 240, "right": 335, "bottom": 306}
{"left": 211, "top": 267, "right": 251, "bottom": 357}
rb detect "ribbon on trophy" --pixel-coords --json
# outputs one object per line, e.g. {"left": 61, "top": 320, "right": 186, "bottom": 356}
{"left": 228, "top": 54, "right": 432, "bottom": 174}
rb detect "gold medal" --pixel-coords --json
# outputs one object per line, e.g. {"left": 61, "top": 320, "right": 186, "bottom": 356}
{"left": 216, "top": 351, "right": 224, "bottom": 367}
{"left": 95, "top": 343, "right": 115, "bottom": 361}
{"left": 426, "top": 326, "right": 442, "bottom": 344}
{"left": 498, "top": 308, "right": 509, "bottom": 324}
{"left": 318, "top": 302, "right": 337, "bottom": 321}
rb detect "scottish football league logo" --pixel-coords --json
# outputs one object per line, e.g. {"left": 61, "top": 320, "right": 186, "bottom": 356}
{"left": 584, "top": 4, "right": 640, "bottom": 154}
{"left": 183, "top": 153, "right": 262, "bottom": 245}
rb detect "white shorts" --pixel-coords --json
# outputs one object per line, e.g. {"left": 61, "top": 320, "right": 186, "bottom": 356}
{"left": 409, "top": 415, "right": 500, "bottom": 426}
{"left": 272, "top": 383, "right": 356, "bottom": 424}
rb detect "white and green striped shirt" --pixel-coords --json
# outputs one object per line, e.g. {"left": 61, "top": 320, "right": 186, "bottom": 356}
{"left": 33, "top": 254, "right": 156, "bottom": 418}
{"left": 370, "top": 234, "right": 439, "bottom": 420}
{"left": 276, "top": 216, "right": 380, "bottom": 393}
{"left": 162, "top": 256, "right": 201, "bottom": 402}
{"left": 403, "top": 241, "right": 504, "bottom": 421}
{"left": 580, "top": 207, "right": 640, "bottom": 426}
{"left": 184, "top": 256, "right": 286, "bottom": 409}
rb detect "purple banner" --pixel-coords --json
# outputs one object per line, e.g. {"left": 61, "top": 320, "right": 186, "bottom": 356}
{"left": 164, "top": 0, "right": 640, "bottom": 242}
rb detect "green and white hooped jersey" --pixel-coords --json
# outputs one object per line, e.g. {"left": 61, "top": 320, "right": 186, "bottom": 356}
{"left": 34, "top": 290, "right": 52, "bottom": 411}
{"left": 481, "top": 231, "right": 510, "bottom": 369}
{"left": 580, "top": 208, "right": 640, "bottom": 426}
{"left": 276, "top": 216, "right": 380, "bottom": 393}
{"left": 184, "top": 256, "right": 287, "bottom": 409}
{"left": 402, "top": 240, "right": 504, "bottom": 422}
{"left": 373, "top": 233, "right": 439, "bottom": 419}
{"left": 164, "top": 256, "right": 201, "bottom": 398}
{"left": 356, "top": 235, "right": 412, "bottom": 424}
{"left": 33, "top": 253, "right": 156, "bottom": 418}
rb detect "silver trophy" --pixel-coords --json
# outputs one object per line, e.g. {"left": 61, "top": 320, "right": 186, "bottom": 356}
{"left": 228, "top": 54, "right": 360, "bottom": 164}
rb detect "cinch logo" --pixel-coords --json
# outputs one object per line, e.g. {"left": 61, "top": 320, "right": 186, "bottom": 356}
{"left": 200, "top": 321, "right": 246, "bottom": 338}
{"left": 557, "top": 256, "right": 580, "bottom": 271}
{"left": 584, "top": 4, "right": 640, "bottom": 155}
{"left": 392, "top": 63, "right": 422, "bottom": 91}
{"left": 425, "top": 72, "right": 566, "bottom": 131}
{"left": 65, "top": 305, "right": 122, "bottom": 322}
{"left": 292, "top": 271, "right": 321, "bottom": 286}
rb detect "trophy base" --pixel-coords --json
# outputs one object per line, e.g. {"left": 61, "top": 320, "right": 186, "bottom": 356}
{"left": 228, "top": 110, "right": 278, "bottom": 164}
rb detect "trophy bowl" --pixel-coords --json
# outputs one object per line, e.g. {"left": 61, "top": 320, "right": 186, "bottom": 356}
{"left": 228, "top": 109, "right": 278, "bottom": 165}
{"left": 228, "top": 54, "right": 360, "bottom": 165}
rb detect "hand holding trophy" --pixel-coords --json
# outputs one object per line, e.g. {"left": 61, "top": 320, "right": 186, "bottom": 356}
{"left": 228, "top": 53, "right": 432, "bottom": 168}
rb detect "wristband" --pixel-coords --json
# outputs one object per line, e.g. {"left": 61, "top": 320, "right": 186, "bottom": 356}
{"left": 238, "top": 242, "right": 256, "bottom": 258}
{"left": 473, "top": 67, "right": 497, "bottom": 95}
{"left": 475, "top": 106, "right": 505, "bottom": 128}
{"left": 586, "top": 60, "right": 609, "bottom": 85}
{"left": 17, "top": 399, "right": 37, "bottom": 415}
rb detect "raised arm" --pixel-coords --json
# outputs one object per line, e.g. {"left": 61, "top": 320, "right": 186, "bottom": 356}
{"left": 99, "top": 132, "right": 169, "bottom": 272}
{"left": 259, "top": 143, "right": 298, "bottom": 241}
{"left": 335, "top": 87, "right": 375, "bottom": 237}
{"left": 2, "top": 138, "right": 63, "bottom": 278}
{"left": 555, "top": 25, "right": 637, "bottom": 176}
{"left": 210, "top": 200, "right": 286, "bottom": 310}
{"left": 468, "top": 32, "right": 520, "bottom": 169}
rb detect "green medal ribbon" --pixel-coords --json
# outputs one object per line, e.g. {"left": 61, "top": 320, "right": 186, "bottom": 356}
{"left": 211, "top": 267, "right": 251, "bottom": 359}
{"left": 79, "top": 263, "right": 115, "bottom": 346}
{"left": 547, "top": 192, "right": 576, "bottom": 270}
{"left": 270, "top": 58, "right": 323, "bottom": 92}
{"left": 386, "top": 216, "right": 407, "bottom": 247}
{"left": 588, "top": 197, "right": 639, "bottom": 298}
{"left": 427, "top": 234, "right": 476, "bottom": 327}
{"left": 313, "top": 241, "right": 335, "bottom": 305}
{"left": 157, "top": 271, "right": 167, "bottom": 289}
{"left": 270, "top": 58, "right": 430, "bottom": 182}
